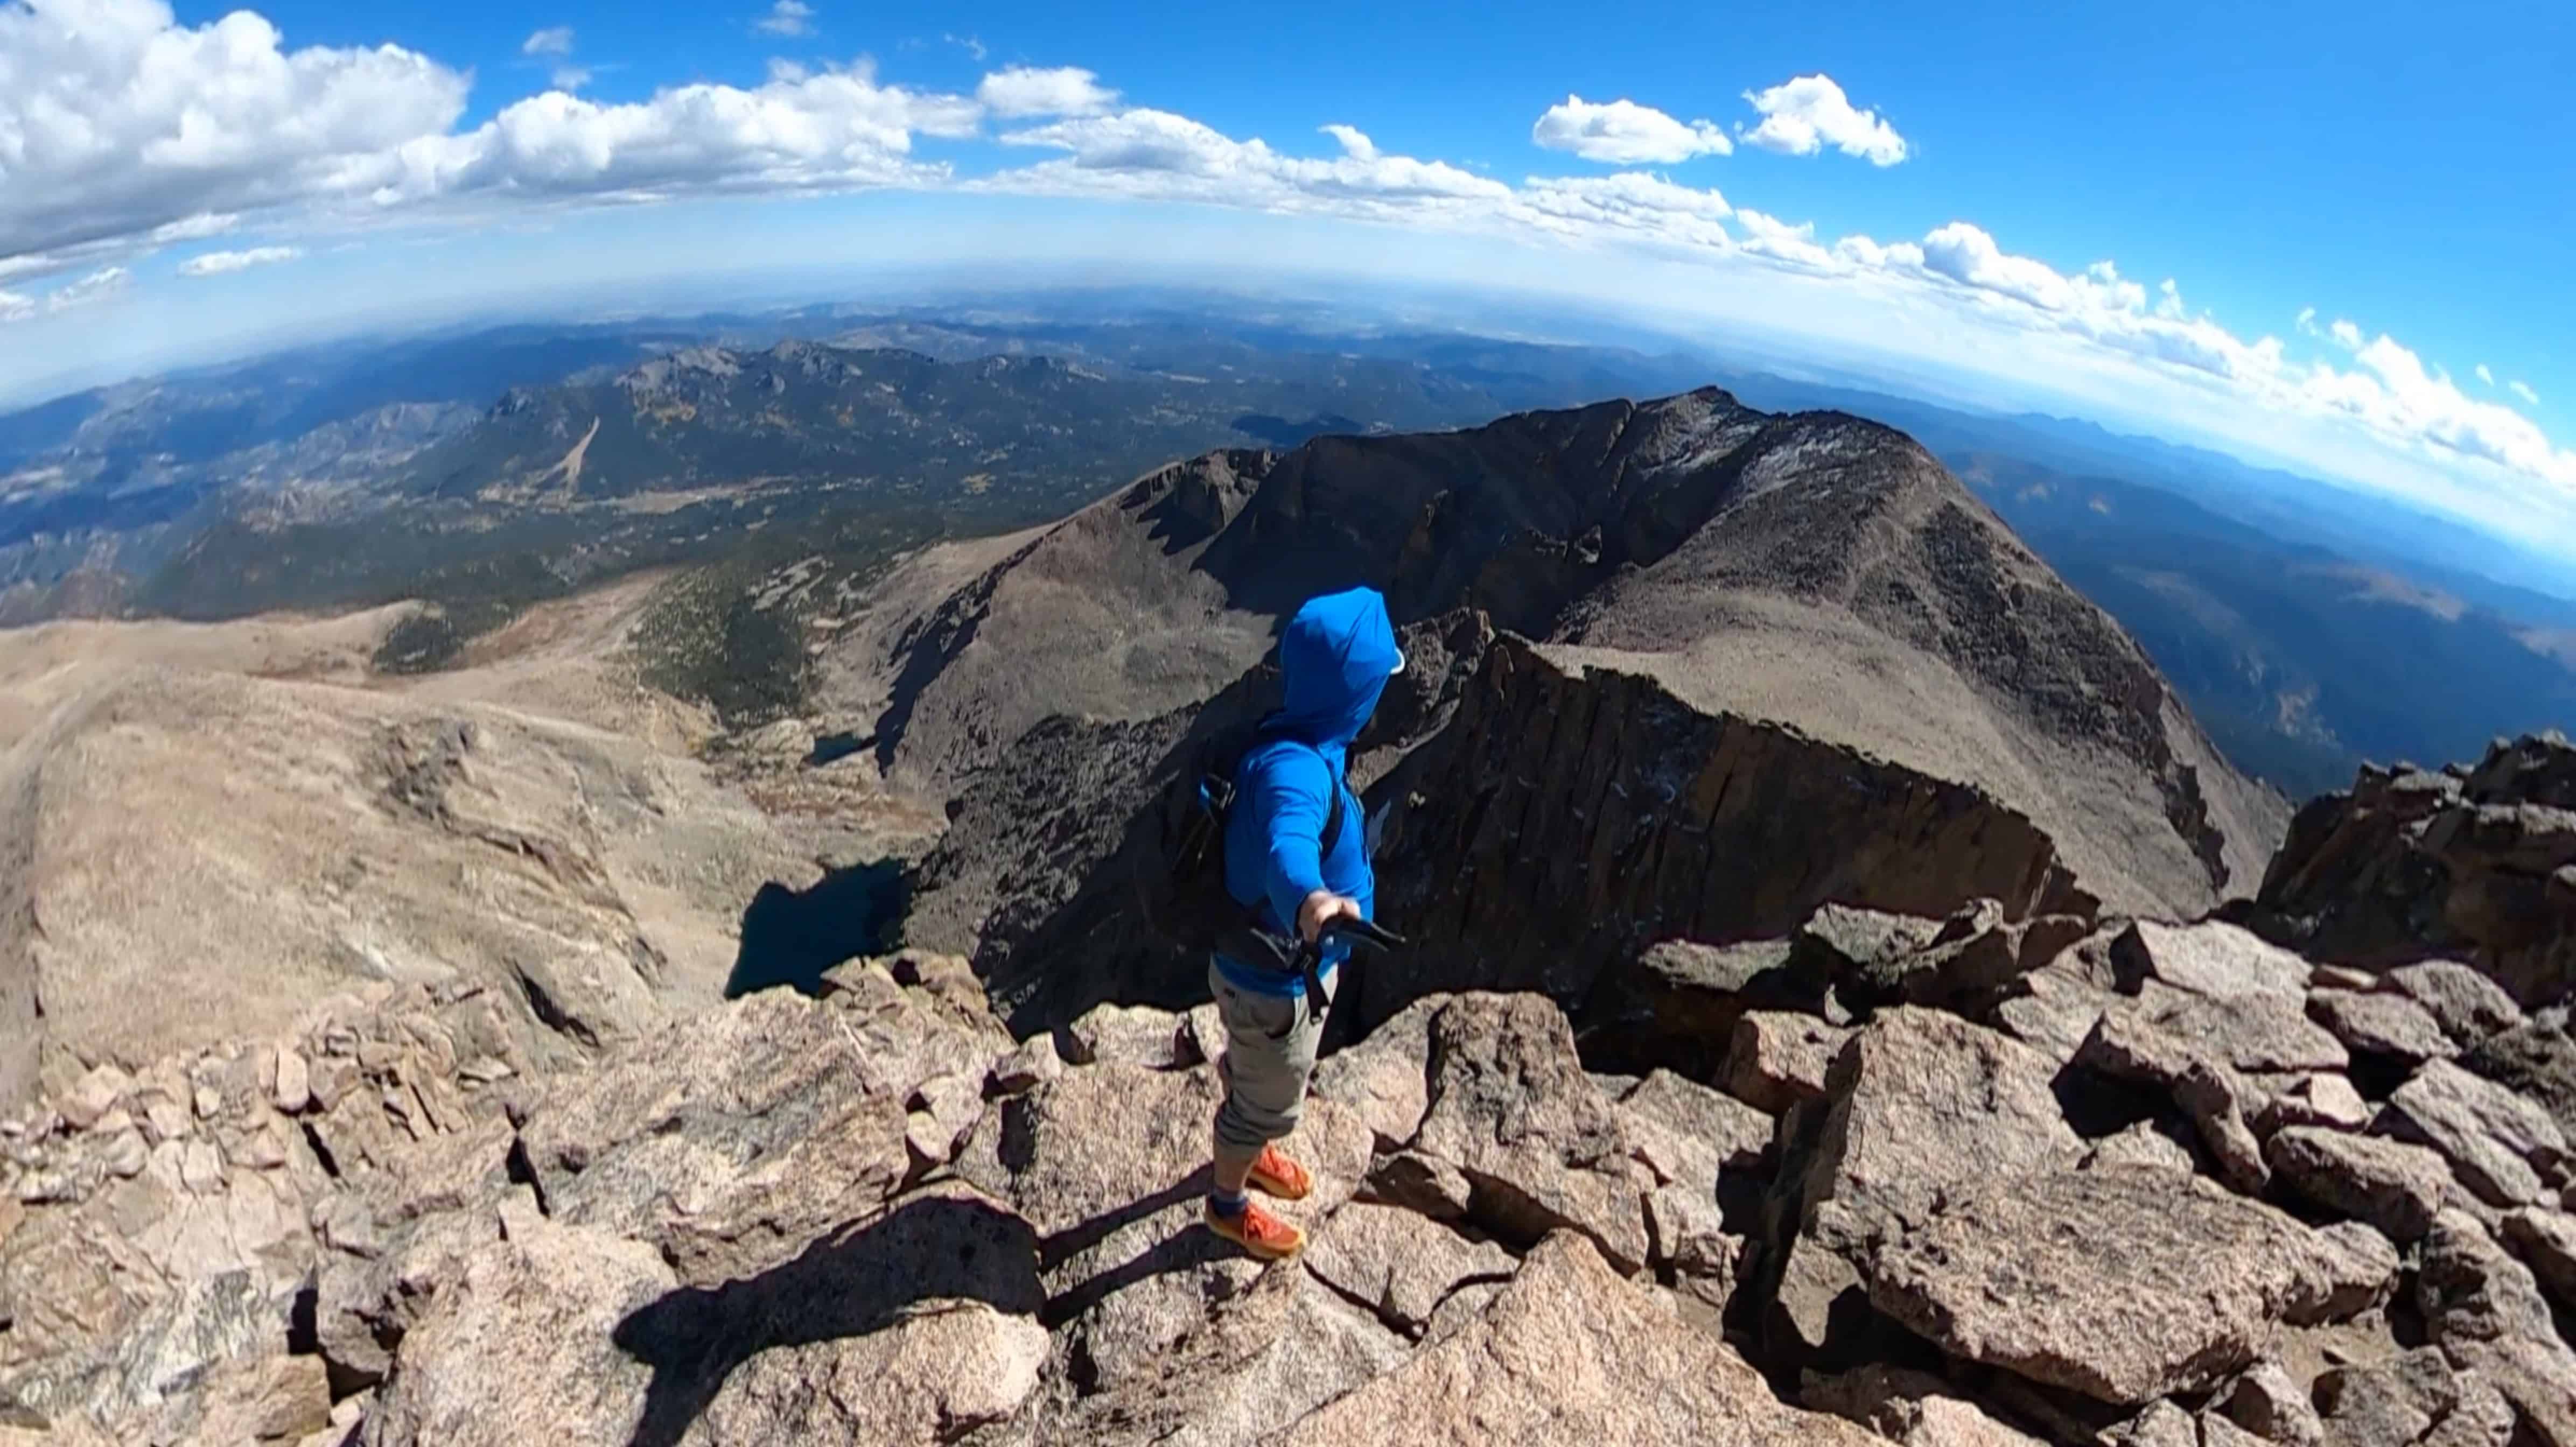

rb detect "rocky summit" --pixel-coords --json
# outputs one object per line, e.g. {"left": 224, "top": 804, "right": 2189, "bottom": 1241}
{"left": 0, "top": 389, "right": 2570, "bottom": 1445}
{"left": 3, "top": 734, "right": 2573, "bottom": 1445}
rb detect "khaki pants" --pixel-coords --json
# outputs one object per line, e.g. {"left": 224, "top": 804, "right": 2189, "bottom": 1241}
{"left": 1209, "top": 957, "right": 1334, "bottom": 1179}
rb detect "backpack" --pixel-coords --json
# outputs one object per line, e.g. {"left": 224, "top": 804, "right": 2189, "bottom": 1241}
{"left": 1137, "top": 719, "right": 1346, "bottom": 967}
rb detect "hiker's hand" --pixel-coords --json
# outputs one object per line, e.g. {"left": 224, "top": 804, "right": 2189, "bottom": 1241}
{"left": 1297, "top": 890, "right": 1362, "bottom": 945}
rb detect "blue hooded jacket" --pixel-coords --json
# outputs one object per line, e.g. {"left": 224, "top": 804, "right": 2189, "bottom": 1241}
{"left": 1216, "top": 587, "right": 1402, "bottom": 996}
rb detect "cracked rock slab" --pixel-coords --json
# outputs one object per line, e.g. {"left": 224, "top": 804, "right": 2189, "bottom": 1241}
{"left": 1276, "top": 1232, "right": 1881, "bottom": 1446}
{"left": 2383, "top": 1059, "right": 2570, "bottom": 1210}
{"left": 1409, "top": 995, "right": 1651, "bottom": 1272}
{"left": 2267, "top": 1126, "right": 2456, "bottom": 1243}
{"left": 1301, "top": 1202, "right": 1516, "bottom": 1338}
{"left": 1866, "top": 1165, "right": 2383, "bottom": 1404}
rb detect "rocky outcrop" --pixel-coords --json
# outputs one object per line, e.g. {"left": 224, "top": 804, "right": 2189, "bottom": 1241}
{"left": 16, "top": 889, "right": 2576, "bottom": 1445}
{"left": 2418, "top": 1210, "right": 2576, "bottom": 1445}
{"left": 1283, "top": 1233, "right": 1880, "bottom": 1447}
{"left": 12, "top": 686, "right": 2576, "bottom": 1447}
{"left": 2244, "top": 735, "right": 2576, "bottom": 1005}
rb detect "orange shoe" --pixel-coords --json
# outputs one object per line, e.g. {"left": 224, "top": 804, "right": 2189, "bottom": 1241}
{"left": 1204, "top": 1199, "right": 1307, "bottom": 1261}
{"left": 1247, "top": 1142, "right": 1313, "bottom": 1201}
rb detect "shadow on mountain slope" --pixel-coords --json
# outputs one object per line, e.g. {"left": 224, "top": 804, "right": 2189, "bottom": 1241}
{"left": 724, "top": 861, "right": 910, "bottom": 1000}
{"left": 612, "top": 1191, "right": 1045, "bottom": 1447}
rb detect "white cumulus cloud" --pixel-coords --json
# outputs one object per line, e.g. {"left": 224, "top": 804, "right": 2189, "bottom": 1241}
{"left": 1921, "top": 222, "right": 2076, "bottom": 310}
{"left": 1735, "top": 209, "right": 1836, "bottom": 269}
{"left": 0, "top": 6, "right": 2562, "bottom": 522}
{"left": 0, "top": 0, "right": 471, "bottom": 264}
{"left": 1320, "top": 125, "right": 1378, "bottom": 161}
{"left": 0, "top": 1, "right": 995, "bottom": 272}
{"left": 379, "top": 66, "right": 979, "bottom": 203}
{"left": 1740, "top": 74, "right": 1907, "bottom": 165}
{"left": 1532, "top": 96, "right": 1731, "bottom": 165}
{"left": 178, "top": 246, "right": 305, "bottom": 277}
{"left": 977, "top": 66, "right": 1118, "bottom": 118}
{"left": 753, "top": 1, "right": 815, "bottom": 38}
{"left": 1840, "top": 228, "right": 2571, "bottom": 488}
{"left": 522, "top": 26, "right": 574, "bottom": 57}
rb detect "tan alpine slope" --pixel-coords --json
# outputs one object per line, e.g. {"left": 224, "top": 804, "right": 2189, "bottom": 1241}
{"left": 0, "top": 587, "right": 821, "bottom": 1112}
{"left": 834, "top": 388, "right": 2286, "bottom": 921}
{"left": 0, "top": 666, "right": 807, "bottom": 1109}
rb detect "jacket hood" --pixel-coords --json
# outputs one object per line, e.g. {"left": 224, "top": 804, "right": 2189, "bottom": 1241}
{"left": 1273, "top": 587, "right": 1402, "bottom": 750}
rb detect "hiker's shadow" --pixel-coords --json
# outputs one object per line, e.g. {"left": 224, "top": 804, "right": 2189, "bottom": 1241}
{"left": 612, "top": 1190, "right": 1043, "bottom": 1446}
{"left": 1036, "top": 1167, "right": 1221, "bottom": 1327}
{"left": 613, "top": 1174, "right": 1235, "bottom": 1443}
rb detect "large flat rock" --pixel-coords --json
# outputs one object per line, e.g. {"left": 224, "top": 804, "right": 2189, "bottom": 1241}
{"left": 2383, "top": 1059, "right": 2570, "bottom": 1210}
{"left": 1866, "top": 1165, "right": 2379, "bottom": 1404}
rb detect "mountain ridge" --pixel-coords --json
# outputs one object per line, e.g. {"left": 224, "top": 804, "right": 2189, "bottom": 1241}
{"left": 840, "top": 385, "right": 2285, "bottom": 922}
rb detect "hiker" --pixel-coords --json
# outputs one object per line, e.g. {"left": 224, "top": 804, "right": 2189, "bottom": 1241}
{"left": 1202, "top": 586, "right": 1403, "bottom": 1261}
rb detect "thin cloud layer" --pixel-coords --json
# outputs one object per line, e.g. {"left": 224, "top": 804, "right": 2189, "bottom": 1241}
{"left": 1532, "top": 96, "right": 1731, "bottom": 164}
{"left": 752, "top": 1, "right": 815, "bottom": 38}
{"left": 178, "top": 247, "right": 304, "bottom": 277}
{"left": 0, "top": 265, "right": 130, "bottom": 322}
{"left": 995, "top": 111, "right": 1508, "bottom": 215}
{"left": 1741, "top": 75, "right": 1908, "bottom": 166}
{"left": 977, "top": 66, "right": 1119, "bottom": 118}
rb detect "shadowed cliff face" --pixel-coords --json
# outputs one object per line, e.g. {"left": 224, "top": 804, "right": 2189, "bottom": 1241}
{"left": 1353, "top": 634, "right": 2091, "bottom": 1039}
{"left": 904, "top": 614, "right": 2093, "bottom": 1048}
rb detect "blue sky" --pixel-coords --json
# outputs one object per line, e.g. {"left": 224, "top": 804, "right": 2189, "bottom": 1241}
{"left": 2, "top": 0, "right": 2571, "bottom": 561}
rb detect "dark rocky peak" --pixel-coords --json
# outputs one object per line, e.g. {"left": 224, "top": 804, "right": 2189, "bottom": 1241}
{"left": 2466, "top": 731, "right": 2576, "bottom": 810}
{"left": 486, "top": 387, "right": 543, "bottom": 418}
{"left": 856, "top": 387, "right": 2283, "bottom": 916}
{"left": 1185, "top": 388, "right": 1776, "bottom": 633}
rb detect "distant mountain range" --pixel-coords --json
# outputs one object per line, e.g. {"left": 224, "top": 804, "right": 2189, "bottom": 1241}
{"left": 0, "top": 299, "right": 2563, "bottom": 798}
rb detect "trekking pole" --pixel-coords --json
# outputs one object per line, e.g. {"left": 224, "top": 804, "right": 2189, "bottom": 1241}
{"left": 1297, "top": 919, "right": 1407, "bottom": 1021}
